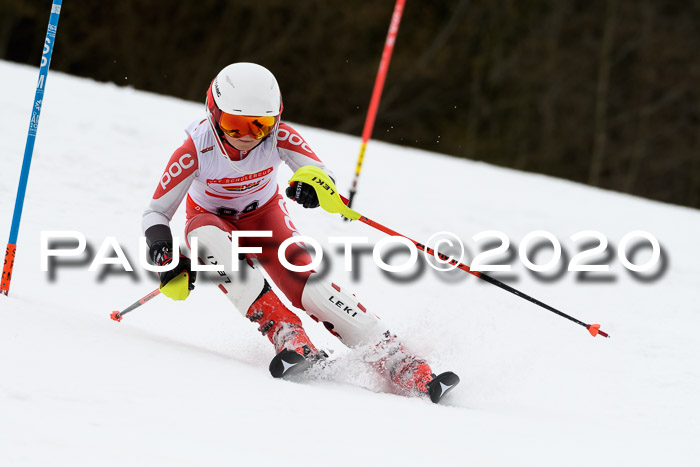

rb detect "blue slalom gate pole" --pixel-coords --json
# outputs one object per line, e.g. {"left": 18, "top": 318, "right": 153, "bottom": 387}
{"left": 1, "top": 0, "right": 63, "bottom": 296}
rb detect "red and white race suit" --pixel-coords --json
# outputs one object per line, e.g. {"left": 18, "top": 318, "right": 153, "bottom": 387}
{"left": 142, "top": 118, "right": 436, "bottom": 393}
{"left": 142, "top": 119, "right": 331, "bottom": 306}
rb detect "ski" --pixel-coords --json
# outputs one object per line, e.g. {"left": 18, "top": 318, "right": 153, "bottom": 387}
{"left": 270, "top": 348, "right": 460, "bottom": 404}
{"left": 269, "top": 348, "right": 317, "bottom": 378}
{"left": 425, "top": 371, "right": 460, "bottom": 404}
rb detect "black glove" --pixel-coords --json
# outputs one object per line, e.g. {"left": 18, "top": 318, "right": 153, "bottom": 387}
{"left": 150, "top": 241, "right": 196, "bottom": 291}
{"left": 286, "top": 182, "right": 320, "bottom": 209}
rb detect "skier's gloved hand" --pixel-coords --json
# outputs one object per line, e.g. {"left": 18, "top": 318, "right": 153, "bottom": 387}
{"left": 286, "top": 182, "right": 320, "bottom": 209}
{"left": 150, "top": 241, "right": 196, "bottom": 301}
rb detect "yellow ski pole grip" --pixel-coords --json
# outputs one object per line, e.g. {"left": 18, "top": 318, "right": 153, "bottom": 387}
{"left": 159, "top": 271, "right": 192, "bottom": 301}
{"left": 289, "top": 166, "right": 362, "bottom": 221}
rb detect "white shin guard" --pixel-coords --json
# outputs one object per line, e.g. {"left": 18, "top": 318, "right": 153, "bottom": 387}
{"left": 301, "top": 274, "right": 386, "bottom": 347}
{"left": 187, "top": 225, "right": 265, "bottom": 316}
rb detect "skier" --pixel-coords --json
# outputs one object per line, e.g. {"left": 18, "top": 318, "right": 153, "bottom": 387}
{"left": 142, "top": 62, "right": 458, "bottom": 402}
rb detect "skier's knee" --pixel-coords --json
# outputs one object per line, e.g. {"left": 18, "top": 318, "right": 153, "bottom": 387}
{"left": 301, "top": 276, "right": 385, "bottom": 347}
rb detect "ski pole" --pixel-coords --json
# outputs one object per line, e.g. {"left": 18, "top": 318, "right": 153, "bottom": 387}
{"left": 110, "top": 288, "right": 161, "bottom": 322}
{"left": 346, "top": 0, "right": 406, "bottom": 213}
{"left": 290, "top": 166, "right": 610, "bottom": 338}
{"left": 353, "top": 215, "right": 608, "bottom": 337}
{"left": 2, "top": 0, "right": 63, "bottom": 296}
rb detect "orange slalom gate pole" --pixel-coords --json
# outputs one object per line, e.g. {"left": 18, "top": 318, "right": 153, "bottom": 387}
{"left": 346, "top": 0, "right": 406, "bottom": 212}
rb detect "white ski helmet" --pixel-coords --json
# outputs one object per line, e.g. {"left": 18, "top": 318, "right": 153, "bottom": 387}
{"left": 206, "top": 62, "right": 283, "bottom": 141}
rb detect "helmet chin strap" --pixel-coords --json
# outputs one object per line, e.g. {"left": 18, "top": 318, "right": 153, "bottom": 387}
{"left": 205, "top": 104, "right": 276, "bottom": 176}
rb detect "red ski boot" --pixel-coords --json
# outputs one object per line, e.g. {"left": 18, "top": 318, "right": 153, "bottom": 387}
{"left": 367, "top": 332, "right": 435, "bottom": 394}
{"left": 369, "top": 332, "right": 460, "bottom": 402}
{"left": 390, "top": 356, "right": 435, "bottom": 394}
{"left": 246, "top": 282, "right": 318, "bottom": 358}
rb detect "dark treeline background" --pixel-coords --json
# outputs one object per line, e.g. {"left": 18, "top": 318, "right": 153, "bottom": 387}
{"left": 2, "top": 1, "right": 699, "bottom": 208}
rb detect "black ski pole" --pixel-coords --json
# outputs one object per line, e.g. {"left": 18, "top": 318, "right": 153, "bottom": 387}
{"left": 357, "top": 214, "right": 610, "bottom": 338}
{"left": 290, "top": 166, "right": 610, "bottom": 338}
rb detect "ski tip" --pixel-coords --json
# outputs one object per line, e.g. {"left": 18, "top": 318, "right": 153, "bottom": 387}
{"left": 588, "top": 324, "right": 609, "bottom": 338}
{"left": 426, "top": 371, "right": 460, "bottom": 404}
{"left": 269, "top": 349, "right": 311, "bottom": 378}
{"left": 110, "top": 311, "right": 122, "bottom": 322}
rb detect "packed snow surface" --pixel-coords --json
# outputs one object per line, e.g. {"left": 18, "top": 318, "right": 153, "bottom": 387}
{"left": 1, "top": 61, "right": 699, "bottom": 466}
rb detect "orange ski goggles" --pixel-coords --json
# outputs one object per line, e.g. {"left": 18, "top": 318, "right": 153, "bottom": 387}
{"left": 218, "top": 113, "right": 277, "bottom": 140}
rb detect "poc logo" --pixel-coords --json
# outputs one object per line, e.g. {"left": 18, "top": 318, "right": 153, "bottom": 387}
{"left": 161, "top": 154, "right": 194, "bottom": 190}
{"left": 277, "top": 128, "right": 312, "bottom": 154}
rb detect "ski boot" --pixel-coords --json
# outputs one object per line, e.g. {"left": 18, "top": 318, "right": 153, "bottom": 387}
{"left": 246, "top": 285, "right": 324, "bottom": 378}
{"left": 371, "top": 332, "right": 460, "bottom": 403}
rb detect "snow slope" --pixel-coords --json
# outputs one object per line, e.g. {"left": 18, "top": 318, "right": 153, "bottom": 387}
{"left": 1, "top": 60, "right": 699, "bottom": 466}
